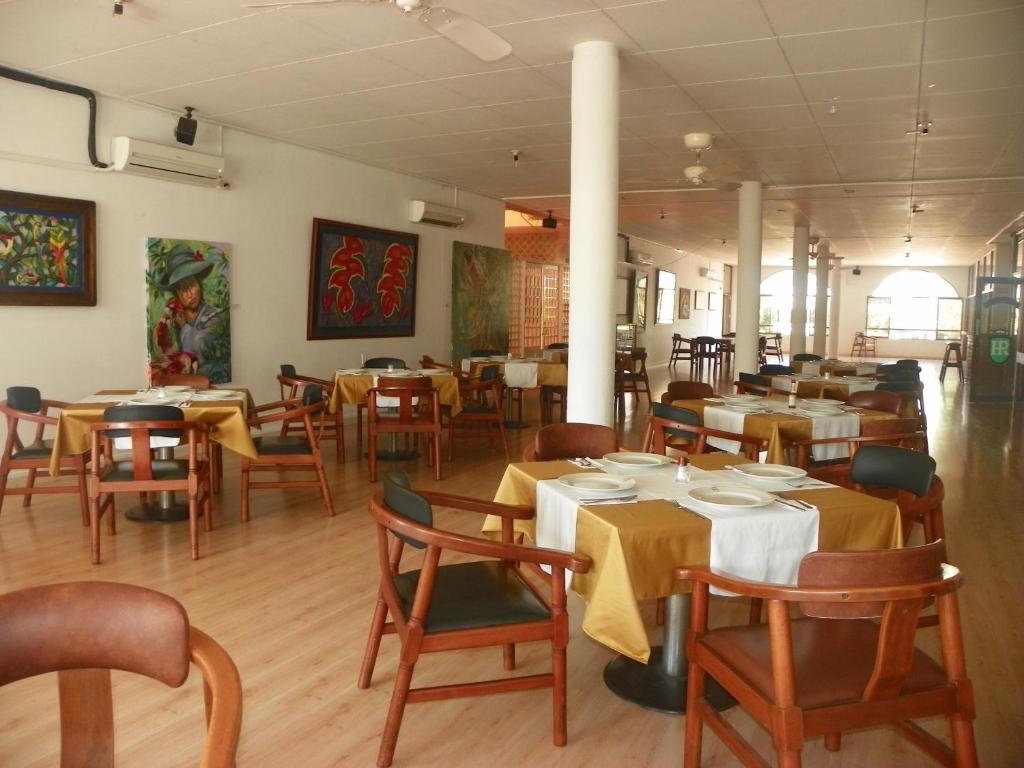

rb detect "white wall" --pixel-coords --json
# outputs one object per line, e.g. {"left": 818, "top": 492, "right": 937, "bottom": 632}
{"left": 761, "top": 264, "right": 970, "bottom": 359}
{"left": 629, "top": 237, "right": 728, "bottom": 366}
{"left": 0, "top": 80, "right": 504, "bottom": 407}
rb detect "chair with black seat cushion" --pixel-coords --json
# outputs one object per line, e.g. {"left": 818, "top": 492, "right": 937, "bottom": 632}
{"left": 522, "top": 422, "right": 618, "bottom": 462}
{"left": 897, "top": 358, "right": 920, "bottom": 367}
{"left": 792, "top": 417, "right": 926, "bottom": 486}
{"left": 691, "top": 336, "right": 719, "bottom": 378}
{"left": 669, "top": 334, "right": 693, "bottom": 369}
{"left": 845, "top": 389, "right": 903, "bottom": 414}
{"left": 367, "top": 376, "right": 443, "bottom": 482}
{"left": 677, "top": 541, "right": 978, "bottom": 768}
{"left": 277, "top": 372, "right": 344, "bottom": 463}
{"left": 940, "top": 342, "right": 965, "bottom": 382}
{"left": 642, "top": 403, "right": 767, "bottom": 460}
{"left": 365, "top": 357, "right": 407, "bottom": 369}
{"left": 792, "top": 353, "right": 822, "bottom": 362}
{"left": 447, "top": 366, "right": 509, "bottom": 462}
{"left": 1, "top": 386, "right": 89, "bottom": 526}
{"left": 735, "top": 372, "right": 778, "bottom": 397}
{"left": 0, "top": 581, "right": 242, "bottom": 768}
{"left": 876, "top": 380, "right": 928, "bottom": 449}
{"left": 241, "top": 385, "right": 334, "bottom": 520}
{"left": 88, "top": 405, "right": 211, "bottom": 564}
{"left": 758, "top": 364, "right": 795, "bottom": 376}
{"left": 661, "top": 380, "right": 714, "bottom": 404}
{"left": 851, "top": 445, "right": 944, "bottom": 547}
{"left": 358, "top": 472, "right": 592, "bottom": 768}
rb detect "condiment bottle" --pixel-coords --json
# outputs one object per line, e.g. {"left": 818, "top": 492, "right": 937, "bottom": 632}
{"left": 788, "top": 378, "right": 798, "bottom": 409}
{"left": 675, "top": 456, "right": 691, "bottom": 483}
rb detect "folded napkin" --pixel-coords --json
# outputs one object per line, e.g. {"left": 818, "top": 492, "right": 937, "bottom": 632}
{"left": 503, "top": 361, "right": 538, "bottom": 388}
{"left": 806, "top": 411, "right": 860, "bottom": 461}
{"left": 843, "top": 379, "right": 877, "bottom": 395}
{"left": 683, "top": 494, "right": 819, "bottom": 596}
{"left": 702, "top": 405, "right": 746, "bottom": 453}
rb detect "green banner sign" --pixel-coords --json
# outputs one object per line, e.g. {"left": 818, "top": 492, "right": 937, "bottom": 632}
{"left": 989, "top": 336, "right": 1011, "bottom": 364}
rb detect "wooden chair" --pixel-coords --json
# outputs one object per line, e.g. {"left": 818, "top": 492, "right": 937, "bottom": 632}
{"left": 540, "top": 345, "right": 568, "bottom": 423}
{"left": 446, "top": 367, "right": 509, "bottom": 462}
{"left": 691, "top": 336, "right": 719, "bottom": 378}
{"left": 851, "top": 445, "right": 945, "bottom": 547}
{"left": 792, "top": 417, "right": 927, "bottom": 486}
{"left": 522, "top": 422, "right": 618, "bottom": 462}
{"left": 669, "top": 334, "right": 693, "bottom": 369}
{"left": 622, "top": 347, "right": 652, "bottom": 409}
{"left": 642, "top": 403, "right": 768, "bottom": 461}
{"left": 368, "top": 376, "right": 443, "bottom": 482}
{"left": 277, "top": 372, "right": 345, "bottom": 463}
{"left": 757, "top": 335, "right": 768, "bottom": 368}
{"left": 734, "top": 373, "right": 782, "bottom": 398}
{"left": 850, "top": 331, "right": 876, "bottom": 357}
{"left": 241, "top": 385, "right": 334, "bottom": 520}
{"left": 358, "top": 473, "right": 592, "bottom": 768}
{"left": 764, "top": 332, "right": 784, "bottom": 362}
{"left": 0, "top": 581, "right": 242, "bottom": 767}
{"left": 152, "top": 372, "right": 211, "bottom": 389}
{"left": 940, "top": 341, "right": 965, "bottom": 382}
{"left": 1, "top": 386, "right": 89, "bottom": 526}
{"left": 88, "top": 405, "right": 212, "bottom": 564}
{"left": 876, "top": 381, "right": 928, "bottom": 451}
{"left": 845, "top": 389, "right": 903, "bottom": 414}
{"left": 661, "top": 380, "right": 714, "bottom": 404}
{"left": 357, "top": 358, "right": 409, "bottom": 452}
{"left": 677, "top": 541, "right": 977, "bottom": 768}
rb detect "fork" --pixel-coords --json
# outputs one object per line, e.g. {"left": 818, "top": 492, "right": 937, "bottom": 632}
{"left": 574, "top": 457, "right": 596, "bottom": 467}
{"left": 580, "top": 494, "right": 637, "bottom": 504}
{"left": 771, "top": 494, "right": 814, "bottom": 511}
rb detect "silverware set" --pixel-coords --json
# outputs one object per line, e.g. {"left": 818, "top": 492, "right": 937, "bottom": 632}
{"left": 770, "top": 494, "right": 815, "bottom": 511}
{"left": 580, "top": 494, "right": 637, "bottom": 504}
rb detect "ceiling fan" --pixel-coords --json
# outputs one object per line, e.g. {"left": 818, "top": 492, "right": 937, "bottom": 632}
{"left": 241, "top": 0, "right": 513, "bottom": 62}
{"left": 625, "top": 132, "right": 741, "bottom": 190}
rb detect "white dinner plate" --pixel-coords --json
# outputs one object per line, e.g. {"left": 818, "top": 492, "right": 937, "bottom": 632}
{"left": 686, "top": 484, "right": 775, "bottom": 510}
{"left": 125, "top": 395, "right": 189, "bottom": 406}
{"left": 416, "top": 369, "right": 443, "bottom": 375}
{"left": 377, "top": 370, "right": 418, "bottom": 377}
{"left": 721, "top": 394, "right": 760, "bottom": 403}
{"left": 728, "top": 464, "right": 808, "bottom": 481}
{"left": 150, "top": 385, "right": 191, "bottom": 393}
{"left": 557, "top": 474, "right": 636, "bottom": 492}
{"left": 601, "top": 452, "right": 673, "bottom": 469}
{"left": 798, "top": 398, "right": 845, "bottom": 408}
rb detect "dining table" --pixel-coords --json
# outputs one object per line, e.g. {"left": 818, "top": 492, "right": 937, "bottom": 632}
{"left": 792, "top": 359, "right": 878, "bottom": 377}
{"left": 769, "top": 374, "right": 878, "bottom": 400}
{"left": 673, "top": 397, "right": 898, "bottom": 464}
{"left": 49, "top": 388, "right": 255, "bottom": 521}
{"left": 460, "top": 357, "right": 568, "bottom": 427}
{"left": 482, "top": 451, "right": 902, "bottom": 713}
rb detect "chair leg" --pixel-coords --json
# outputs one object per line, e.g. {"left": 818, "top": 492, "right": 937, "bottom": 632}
{"left": 188, "top": 494, "right": 199, "bottom": 561}
{"left": 240, "top": 460, "right": 251, "bottom": 522}
{"left": 377, "top": 650, "right": 420, "bottom": 768}
{"left": 358, "top": 591, "right": 390, "bottom": 689}
{"left": 496, "top": 415, "right": 510, "bottom": 462}
{"left": 76, "top": 460, "right": 90, "bottom": 526}
{"left": 552, "top": 643, "right": 567, "bottom": 747}
{"left": 315, "top": 459, "right": 335, "bottom": 516}
{"left": 369, "top": 433, "right": 379, "bottom": 483}
{"left": 22, "top": 468, "right": 36, "bottom": 507}
{"left": 683, "top": 662, "right": 705, "bottom": 768}
{"left": 949, "top": 714, "right": 980, "bottom": 767}
{"left": 433, "top": 432, "right": 442, "bottom": 481}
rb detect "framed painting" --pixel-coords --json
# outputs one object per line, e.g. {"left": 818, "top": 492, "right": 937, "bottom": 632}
{"left": 678, "top": 287, "right": 691, "bottom": 319}
{"left": 307, "top": 219, "right": 418, "bottom": 340}
{"left": 451, "top": 241, "right": 511, "bottom": 359}
{"left": 694, "top": 289, "right": 707, "bottom": 310}
{"left": 635, "top": 274, "right": 648, "bottom": 328}
{"left": 0, "top": 190, "right": 96, "bottom": 306}
{"left": 709, "top": 291, "right": 722, "bottom": 312}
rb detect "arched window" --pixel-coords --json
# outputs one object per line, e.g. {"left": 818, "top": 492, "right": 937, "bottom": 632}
{"left": 759, "top": 270, "right": 829, "bottom": 336}
{"left": 866, "top": 270, "right": 962, "bottom": 340}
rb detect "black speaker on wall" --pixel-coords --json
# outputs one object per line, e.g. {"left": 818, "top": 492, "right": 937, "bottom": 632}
{"left": 175, "top": 106, "right": 197, "bottom": 146}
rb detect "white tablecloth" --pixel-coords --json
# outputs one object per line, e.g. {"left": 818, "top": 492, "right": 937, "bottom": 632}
{"left": 502, "top": 361, "right": 538, "bottom": 388}
{"left": 805, "top": 411, "right": 860, "bottom": 461}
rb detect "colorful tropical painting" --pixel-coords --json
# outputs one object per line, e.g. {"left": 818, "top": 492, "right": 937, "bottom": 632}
{"left": 0, "top": 190, "right": 96, "bottom": 306}
{"left": 307, "top": 219, "right": 418, "bottom": 339}
{"left": 451, "top": 241, "right": 511, "bottom": 358}
{"left": 146, "top": 238, "right": 232, "bottom": 384}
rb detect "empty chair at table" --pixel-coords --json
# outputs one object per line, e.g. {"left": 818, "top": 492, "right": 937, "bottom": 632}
{"left": 1, "top": 386, "right": 89, "bottom": 526}
{"left": 614, "top": 348, "right": 652, "bottom": 413}
{"left": 734, "top": 372, "right": 777, "bottom": 397}
{"left": 358, "top": 472, "right": 591, "bottom": 768}
{"left": 845, "top": 389, "right": 903, "bottom": 415}
{"left": 278, "top": 368, "right": 345, "bottom": 463}
{"left": 540, "top": 344, "right": 568, "bottom": 422}
{"left": 522, "top": 422, "right": 618, "bottom": 462}
{"left": 676, "top": 541, "right": 978, "bottom": 768}
{"left": 669, "top": 334, "right": 693, "bottom": 369}
{"left": 367, "top": 376, "right": 443, "bottom": 482}
{"left": 661, "top": 380, "right": 714, "bottom": 404}
{"left": 355, "top": 358, "right": 409, "bottom": 450}
{"left": 642, "top": 403, "right": 766, "bottom": 461}
{"left": 792, "top": 417, "right": 927, "bottom": 486}
{"left": 764, "top": 332, "right": 784, "bottom": 362}
{"left": 0, "top": 581, "right": 241, "bottom": 766}
{"left": 446, "top": 366, "right": 508, "bottom": 463}
{"left": 691, "top": 336, "right": 719, "bottom": 377}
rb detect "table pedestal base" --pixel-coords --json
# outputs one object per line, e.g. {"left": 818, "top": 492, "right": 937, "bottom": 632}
{"left": 125, "top": 500, "right": 189, "bottom": 523}
{"left": 603, "top": 647, "right": 734, "bottom": 715}
{"left": 374, "top": 449, "right": 421, "bottom": 461}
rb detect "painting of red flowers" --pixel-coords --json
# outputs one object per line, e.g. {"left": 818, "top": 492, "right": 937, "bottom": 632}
{"left": 0, "top": 190, "right": 96, "bottom": 306}
{"left": 307, "top": 218, "right": 418, "bottom": 340}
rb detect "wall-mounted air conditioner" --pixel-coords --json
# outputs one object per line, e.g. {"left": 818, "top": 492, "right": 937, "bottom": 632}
{"left": 700, "top": 265, "right": 723, "bottom": 281}
{"left": 110, "top": 137, "right": 225, "bottom": 187}
{"left": 409, "top": 200, "right": 466, "bottom": 228}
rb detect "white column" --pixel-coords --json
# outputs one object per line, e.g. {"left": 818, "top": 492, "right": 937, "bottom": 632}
{"left": 567, "top": 41, "right": 619, "bottom": 425}
{"left": 790, "top": 226, "right": 809, "bottom": 356}
{"left": 734, "top": 180, "right": 763, "bottom": 373}
{"left": 813, "top": 243, "right": 830, "bottom": 357}
{"left": 828, "top": 257, "right": 842, "bottom": 358}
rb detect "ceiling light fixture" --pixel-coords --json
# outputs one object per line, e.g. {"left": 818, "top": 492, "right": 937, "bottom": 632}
{"left": 112, "top": 0, "right": 124, "bottom": 15}
{"left": 906, "top": 120, "right": 932, "bottom": 136}
{"left": 904, "top": 235, "right": 913, "bottom": 243}
{"left": 659, "top": 209, "right": 666, "bottom": 220}
{"left": 510, "top": 150, "right": 520, "bottom": 168}
{"left": 828, "top": 96, "right": 840, "bottom": 114}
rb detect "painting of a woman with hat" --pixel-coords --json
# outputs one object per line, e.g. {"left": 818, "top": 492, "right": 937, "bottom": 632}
{"left": 146, "top": 239, "right": 231, "bottom": 383}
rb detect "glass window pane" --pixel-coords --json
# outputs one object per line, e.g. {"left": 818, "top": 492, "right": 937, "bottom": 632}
{"left": 866, "top": 297, "right": 890, "bottom": 337}
{"left": 937, "top": 297, "right": 963, "bottom": 338}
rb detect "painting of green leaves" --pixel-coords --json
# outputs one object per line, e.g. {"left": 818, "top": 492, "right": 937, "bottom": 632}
{"left": 0, "top": 190, "right": 96, "bottom": 305}
{"left": 451, "top": 241, "right": 511, "bottom": 358}
{"left": 146, "top": 237, "right": 232, "bottom": 384}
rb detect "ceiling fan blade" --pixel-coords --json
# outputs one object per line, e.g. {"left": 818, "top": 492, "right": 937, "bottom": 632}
{"left": 242, "top": 0, "right": 380, "bottom": 8}
{"left": 703, "top": 162, "right": 740, "bottom": 181}
{"left": 419, "top": 6, "right": 512, "bottom": 62}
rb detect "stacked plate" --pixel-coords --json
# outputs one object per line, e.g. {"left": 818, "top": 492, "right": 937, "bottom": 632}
{"left": 337, "top": 368, "right": 368, "bottom": 375}
{"left": 558, "top": 474, "right": 636, "bottom": 493}
{"left": 795, "top": 398, "right": 845, "bottom": 416}
{"left": 725, "top": 403, "right": 767, "bottom": 413}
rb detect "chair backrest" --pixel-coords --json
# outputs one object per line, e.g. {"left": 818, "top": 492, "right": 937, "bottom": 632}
{"left": 652, "top": 401, "right": 701, "bottom": 426}
{"left": 302, "top": 383, "right": 324, "bottom": 407}
{"left": 383, "top": 471, "right": 432, "bottom": 550}
{"left": 737, "top": 372, "right": 772, "bottom": 396}
{"left": 0, "top": 581, "right": 241, "bottom": 767}
{"left": 758, "top": 364, "right": 794, "bottom": 375}
{"left": 280, "top": 363, "right": 297, "bottom": 378}
{"left": 365, "top": 357, "right": 407, "bottom": 369}
{"left": 153, "top": 372, "right": 211, "bottom": 389}
{"left": 850, "top": 444, "right": 936, "bottom": 497}
{"left": 371, "top": 376, "right": 434, "bottom": 423}
{"left": 103, "top": 405, "right": 185, "bottom": 453}
{"left": 791, "top": 353, "right": 822, "bottom": 362}
{"left": 896, "top": 359, "right": 920, "bottom": 367}
{"left": 5, "top": 386, "right": 42, "bottom": 413}
{"left": 876, "top": 380, "right": 921, "bottom": 393}
{"left": 662, "top": 380, "right": 714, "bottom": 403}
{"left": 846, "top": 389, "right": 903, "bottom": 414}
{"left": 533, "top": 423, "right": 617, "bottom": 461}
{"left": 546, "top": 343, "right": 569, "bottom": 350}
{"left": 470, "top": 348, "right": 503, "bottom": 357}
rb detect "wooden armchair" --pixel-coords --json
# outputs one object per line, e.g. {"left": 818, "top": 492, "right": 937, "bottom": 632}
{"left": 277, "top": 372, "right": 344, "bottom": 462}
{"left": 241, "top": 385, "right": 334, "bottom": 520}
{"left": 661, "top": 380, "right": 714, "bottom": 404}
{"left": 845, "top": 389, "right": 903, "bottom": 414}
{"left": 88, "top": 405, "right": 212, "bottom": 564}
{"left": 734, "top": 373, "right": 783, "bottom": 397}
{"left": 358, "top": 473, "right": 591, "bottom": 768}
{"left": 642, "top": 403, "right": 767, "bottom": 461}
{"left": 669, "top": 334, "right": 693, "bottom": 368}
{"left": 367, "top": 376, "right": 443, "bottom": 482}
{"left": 152, "top": 372, "right": 211, "bottom": 389}
{"left": 1, "top": 386, "right": 89, "bottom": 525}
{"left": 851, "top": 444, "right": 944, "bottom": 547}
{"left": 792, "top": 417, "right": 926, "bottom": 485}
{"left": 447, "top": 367, "right": 509, "bottom": 462}
{"left": 615, "top": 347, "right": 652, "bottom": 411}
{"left": 522, "top": 422, "right": 618, "bottom": 462}
{"left": 677, "top": 541, "right": 977, "bottom": 768}
{"left": 0, "top": 581, "right": 241, "bottom": 767}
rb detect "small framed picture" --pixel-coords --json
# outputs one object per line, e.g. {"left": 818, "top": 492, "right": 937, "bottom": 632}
{"left": 677, "top": 288, "right": 691, "bottom": 319}
{"left": 708, "top": 291, "right": 721, "bottom": 312}
{"left": 694, "top": 290, "right": 706, "bottom": 310}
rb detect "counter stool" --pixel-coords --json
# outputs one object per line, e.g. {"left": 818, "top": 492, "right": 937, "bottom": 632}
{"left": 940, "top": 341, "right": 964, "bottom": 382}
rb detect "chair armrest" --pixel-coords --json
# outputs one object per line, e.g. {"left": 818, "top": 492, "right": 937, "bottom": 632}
{"left": 249, "top": 399, "right": 318, "bottom": 426}
{"left": 418, "top": 491, "right": 534, "bottom": 520}
{"left": 7, "top": 409, "right": 59, "bottom": 427}
{"left": 295, "top": 374, "right": 333, "bottom": 388}
{"left": 41, "top": 398, "right": 71, "bottom": 413}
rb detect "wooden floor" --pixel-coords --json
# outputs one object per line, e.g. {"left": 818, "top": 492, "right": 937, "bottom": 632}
{"left": 1, "top": 360, "right": 1021, "bottom": 767}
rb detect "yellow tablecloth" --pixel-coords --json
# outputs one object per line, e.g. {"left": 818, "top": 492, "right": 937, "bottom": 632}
{"left": 330, "top": 373, "right": 462, "bottom": 415}
{"left": 463, "top": 359, "right": 568, "bottom": 387}
{"left": 673, "top": 398, "right": 899, "bottom": 464}
{"left": 485, "top": 452, "right": 901, "bottom": 663}
{"left": 49, "top": 391, "right": 256, "bottom": 476}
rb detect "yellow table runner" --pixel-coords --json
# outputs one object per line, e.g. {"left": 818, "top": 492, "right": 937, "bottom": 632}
{"left": 486, "top": 452, "right": 901, "bottom": 663}
{"left": 330, "top": 373, "right": 462, "bottom": 415}
{"left": 50, "top": 390, "right": 256, "bottom": 476}
{"left": 463, "top": 359, "right": 568, "bottom": 387}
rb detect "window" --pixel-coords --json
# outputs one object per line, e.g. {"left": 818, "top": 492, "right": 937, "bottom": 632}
{"left": 866, "top": 270, "right": 962, "bottom": 340}
{"left": 655, "top": 269, "right": 676, "bottom": 324}
{"left": 758, "top": 270, "right": 829, "bottom": 336}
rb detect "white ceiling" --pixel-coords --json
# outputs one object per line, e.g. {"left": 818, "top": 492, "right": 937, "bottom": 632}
{"left": 2, "top": 0, "right": 1023, "bottom": 266}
